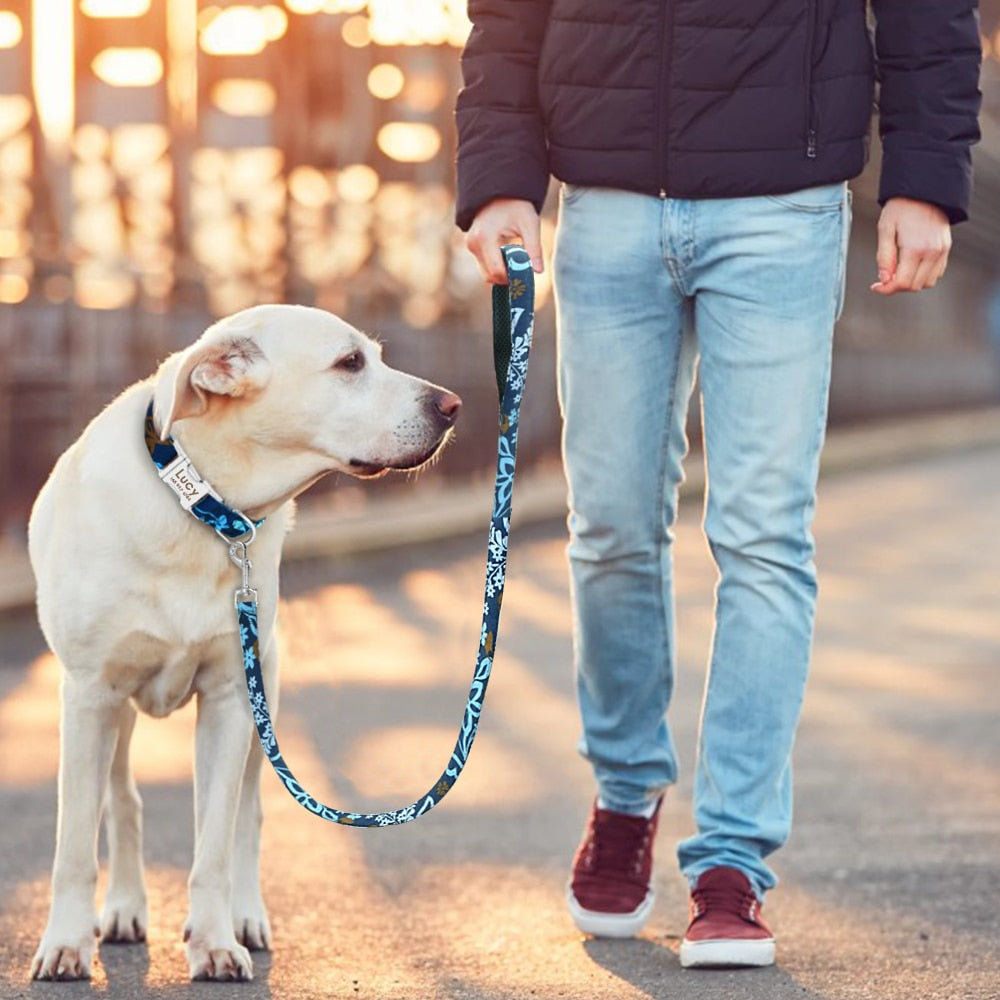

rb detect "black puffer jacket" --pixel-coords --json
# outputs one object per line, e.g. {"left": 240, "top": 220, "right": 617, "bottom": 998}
{"left": 455, "top": 0, "right": 981, "bottom": 229}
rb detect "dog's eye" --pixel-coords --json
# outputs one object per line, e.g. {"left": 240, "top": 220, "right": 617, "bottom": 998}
{"left": 334, "top": 351, "right": 365, "bottom": 373}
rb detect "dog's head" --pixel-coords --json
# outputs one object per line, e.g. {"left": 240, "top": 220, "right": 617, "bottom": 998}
{"left": 153, "top": 305, "right": 461, "bottom": 510}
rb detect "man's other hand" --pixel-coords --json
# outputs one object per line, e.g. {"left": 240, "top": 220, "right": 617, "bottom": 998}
{"left": 871, "top": 197, "right": 952, "bottom": 296}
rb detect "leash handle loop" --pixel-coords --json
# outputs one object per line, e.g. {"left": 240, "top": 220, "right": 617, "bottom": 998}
{"left": 239, "top": 245, "right": 534, "bottom": 826}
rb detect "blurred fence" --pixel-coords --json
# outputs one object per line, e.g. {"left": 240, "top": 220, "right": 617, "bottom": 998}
{"left": 1, "top": 2, "right": 1000, "bottom": 536}
{"left": 0, "top": 1, "right": 565, "bottom": 535}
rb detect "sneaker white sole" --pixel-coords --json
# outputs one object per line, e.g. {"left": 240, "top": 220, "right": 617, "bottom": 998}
{"left": 679, "top": 936, "right": 776, "bottom": 968}
{"left": 566, "top": 887, "right": 654, "bottom": 938}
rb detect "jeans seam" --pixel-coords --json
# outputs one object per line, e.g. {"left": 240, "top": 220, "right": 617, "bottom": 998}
{"left": 655, "top": 303, "right": 688, "bottom": 750}
{"left": 661, "top": 198, "right": 690, "bottom": 298}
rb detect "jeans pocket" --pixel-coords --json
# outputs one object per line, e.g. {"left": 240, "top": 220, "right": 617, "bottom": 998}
{"left": 835, "top": 187, "right": 853, "bottom": 321}
{"left": 560, "top": 183, "right": 590, "bottom": 208}
{"left": 764, "top": 181, "right": 847, "bottom": 213}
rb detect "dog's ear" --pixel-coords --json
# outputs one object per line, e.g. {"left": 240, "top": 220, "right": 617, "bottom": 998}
{"left": 161, "top": 336, "right": 270, "bottom": 437}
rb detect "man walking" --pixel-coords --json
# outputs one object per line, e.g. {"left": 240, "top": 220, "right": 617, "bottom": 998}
{"left": 455, "top": 0, "right": 981, "bottom": 968}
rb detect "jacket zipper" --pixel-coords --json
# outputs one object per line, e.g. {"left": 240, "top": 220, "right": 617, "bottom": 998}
{"left": 804, "top": 0, "right": 818, "bottom": 158}
{"left": 655, "top": 0, "right": 673, "bottom": 192}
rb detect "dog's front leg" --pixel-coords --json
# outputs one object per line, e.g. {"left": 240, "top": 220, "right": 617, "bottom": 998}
{"left": 231, "top": 730, "right": 271, "bottom": 952}
{"left": 232, "top": 637, "right": 278, "bottom": 952}
{"left": 101, "top": 702, "right": 148, "bottom": 944}
{"left": 32, "top": 677, "right": 120, "bottom": 980}
{"left": 185, "top": 685, "right": 254, "bottom": 981}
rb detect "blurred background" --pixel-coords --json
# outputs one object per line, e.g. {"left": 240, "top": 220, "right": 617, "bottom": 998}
{"left": 0, "top": 0, "right": 999, "bottom": 543}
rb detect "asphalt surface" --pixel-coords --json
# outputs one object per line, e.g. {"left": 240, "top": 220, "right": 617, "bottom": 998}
{"left": 1, "top": 442, "right": 999, "bottom": 999}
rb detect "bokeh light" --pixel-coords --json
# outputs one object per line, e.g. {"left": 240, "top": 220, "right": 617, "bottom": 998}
{"left": 91, "top": 47, "right": 164, "bottom": 87}
{"left": 337, "top": 163, "right": 380, "bottom": 202}
{"left": 377, "top": 122, "right": 442, "bottom": 163}
{"left": 368, "top": 63, "right": 405, "bottom": 101}
{"left": 288, "top": 165, "right": 331, "bottom": 209}
{"left": 0, "top": 273, "right": 29, "bottom": 305}
{"left": 0, "top": 96, "right": 31, "bottom": 140}
{"left": 341, "top": 14, "right": 371, "bottom": 48}
{"left": 0, "top": 11, "right": 23, "bottom": 48}
{"left": 212, "top": 79, "right": 277, "bottom": 117}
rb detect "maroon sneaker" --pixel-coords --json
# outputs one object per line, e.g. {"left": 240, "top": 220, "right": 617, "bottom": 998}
{"left": 679, "top": 866, "right": 775, "bottom": 968}
{"left": 566, "top": 798, "right": 661, "bottom": 937}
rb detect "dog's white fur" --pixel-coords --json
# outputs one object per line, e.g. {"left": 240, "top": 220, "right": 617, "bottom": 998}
{"left": 28, "top": 304, "right": 460, "bottom": 981}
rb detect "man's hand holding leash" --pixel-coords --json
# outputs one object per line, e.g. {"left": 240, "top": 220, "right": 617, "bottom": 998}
{"left": 466, "top": 197, "right": 544, "bottom": 284}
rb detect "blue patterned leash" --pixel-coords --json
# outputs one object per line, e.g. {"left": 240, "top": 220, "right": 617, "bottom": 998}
{"left": 145, "top": 245, "right": 534, "bottom": 826}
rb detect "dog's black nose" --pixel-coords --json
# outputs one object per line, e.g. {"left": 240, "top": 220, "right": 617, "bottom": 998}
{"left": 435, "top": 391, "right": 462, "bottom": 424}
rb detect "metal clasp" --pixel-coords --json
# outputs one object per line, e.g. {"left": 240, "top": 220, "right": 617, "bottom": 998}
{"left": 229, "top": 539, "right": 258, "bottom": 607}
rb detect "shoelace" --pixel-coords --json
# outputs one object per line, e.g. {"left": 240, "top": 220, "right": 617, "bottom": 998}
{"left": 583, "top": 811, "right": 653, "bottom": 879}
{"left": 690, "top": 880, "right": 759, "bottom": 923}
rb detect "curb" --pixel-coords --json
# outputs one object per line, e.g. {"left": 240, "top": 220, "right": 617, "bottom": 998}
{"left": 2, "top": 406, "right": 998, "bottom": 616}
{"left": 284, "top": 404, "right": 1000, "bottom": 560}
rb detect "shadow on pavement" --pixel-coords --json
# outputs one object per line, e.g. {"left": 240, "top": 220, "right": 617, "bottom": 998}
{"left": 582, "top": 937, "right": 833, "bottom": 1000}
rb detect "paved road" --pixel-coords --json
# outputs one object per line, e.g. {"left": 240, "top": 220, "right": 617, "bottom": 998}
{"left": 1, "top": 446, "right": 998, "bottom": 1000}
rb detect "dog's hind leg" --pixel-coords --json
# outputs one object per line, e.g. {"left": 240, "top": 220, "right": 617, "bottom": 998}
{"left": 231, "top": 642, "right": 277, "bottom": 952}
{"left": 184, "top": 681, "right": 255, "bottom": 981}
{"left": 31, "top": 676, "right": 120, "bottom": 981}
{"left": 100, "top": 701, "right": 149, "bottom": 944}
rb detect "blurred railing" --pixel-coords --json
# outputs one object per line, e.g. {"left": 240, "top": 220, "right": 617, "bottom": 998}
{"left": 1, "top": 2, "right": 999, "bottom": 537}
{"left": 0, "top": 2, "right": 563, "bottom": 534}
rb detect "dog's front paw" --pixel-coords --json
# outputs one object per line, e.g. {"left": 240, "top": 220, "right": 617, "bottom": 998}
{"left": 31, "top": 926, "right": 98, "bottom": 981}
{"left": 100, "top": 892, "right": 148, "bottom": 944}
{"left": 185, "top": 926, "right": 253, "bottom": 981}
{"left": 232, "top": 889, "right": 271, "bottom": 951}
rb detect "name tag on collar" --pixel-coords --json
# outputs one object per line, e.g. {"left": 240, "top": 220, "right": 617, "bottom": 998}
{"left": 157, "top": 454, "right": 221, "bottom": 511}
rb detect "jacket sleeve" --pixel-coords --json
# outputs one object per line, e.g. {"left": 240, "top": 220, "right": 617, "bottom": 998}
{"left": 454, "top": 0, "right": 553, "bottom": 231}
{"left": 872, "top": 0, "right": 982, "bottom": 224}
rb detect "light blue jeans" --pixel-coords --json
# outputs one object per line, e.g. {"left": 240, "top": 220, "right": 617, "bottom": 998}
{"left": 553, "top": 183, "right": 851, "bottom": 897}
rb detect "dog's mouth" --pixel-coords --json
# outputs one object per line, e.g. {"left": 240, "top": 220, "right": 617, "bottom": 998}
{"left": 348, "top": 432, "right": 454, "bottom": 479}
{"left": 347, "top": 459, "right": 390, "bottom": 478}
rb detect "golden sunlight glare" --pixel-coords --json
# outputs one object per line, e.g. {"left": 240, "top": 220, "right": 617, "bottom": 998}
{"left": 323, "top": 0, "right": 367, "bottom": 12}
{"left": 369, "top": 0, "right": 471, "bottom": 46}
{"left": 200, "top": 6, "right": 278, "bottom": 56}
{"left": 32, "top": 0, "right": 74, "bottom": 155}
{"left": 80, "top": 0, "right": 152, "bottom": 16}
{"left": 167, "top": 0, "right": 199, "bottom": 129}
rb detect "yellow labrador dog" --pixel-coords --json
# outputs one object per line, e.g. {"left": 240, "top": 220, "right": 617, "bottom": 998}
{"left": 28, "top": 305, "right": 461, "bottom": 982}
